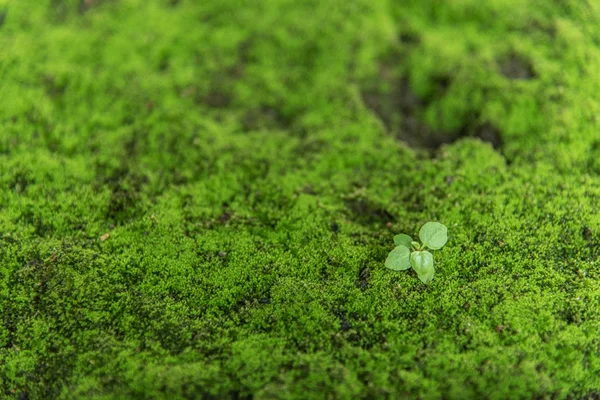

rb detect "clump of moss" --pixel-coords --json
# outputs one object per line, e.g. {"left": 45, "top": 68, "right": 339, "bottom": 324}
{"left": 1, "top": 0, "right": 599, "bottom": 399}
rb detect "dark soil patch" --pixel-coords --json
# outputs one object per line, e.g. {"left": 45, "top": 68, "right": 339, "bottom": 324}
{"left": 361, "top": 61, "right": 504, "bottom": 151}
{"left": 498, "top": 53, "right": 536, "bottom": 80}
{"left": 355, "top": 266, "right": 370, "bottom": 290}
{"left": 526, "top": 19, "right": 557, "bottom": 39}
{"left": 49, "top": 0, "right": 114, "bottom": 20}
{"left": 340, "top": 319, "right": 352, "bottom": 331}
{"left": 9, "top": 169, "right": 32, "bottom": 194}
{"left": 79, "top": 0, "right": 114, "bottom": 14}
{"left": 582, "top": 225, "right": 599, "bottom": 259}
{"left": 398, "top": 31, "right": 420, "bottom": 46}
{"left": 362, "top": 74, "right": 458, "bottom": 149}
{"left": 582, "top": 226, "right": 593, "bottom": 242}
{"left": 344, "top": 197, "right": 395, "bottom": 226}
{"left": 43, "top": 75, "right": 67, "bottom": 99}
{"left": 202, "top": 86, "right": 233, "bottom": 109}
{"left": 196, "top": 40, "right": 249, "bottom": 110}
{"left": 94, "top": 160, "right": 148, "bottom": 225}
{"left": 242, "top": 106, "right": 294, "bottom": 131}
{"left": 218, "top": 211, "right": 233, "bottom": 224}
{"left": 49, "top": 0, "right": 69, "bottom": 21}
{"left": 473, "top": 122, "right": 503, "bottom": 149}
{"left": 454, "top": 120, "right": 504, "bottom": 151}
{"left": 292, "top": 138, "right": 327, "bottom": 163}
{"left": 198, "top": 68, "right": 242, "bottom": 109}
{"left": 330, "top": 222, "right": 340, "bottom": 233}
{"left": 0, "top": 8, "right": 7, "bottom": 28}
{"left": 105, "top": 172, "right": 148, "bottom": 224}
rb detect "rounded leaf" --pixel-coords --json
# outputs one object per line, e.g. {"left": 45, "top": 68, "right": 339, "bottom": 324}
{"left": 410, "top": 250, "right": 433, "bottom": 275}
{"left": 394, "top": 234, "right": 412, "bottom": 248}
{"left": 419, "top": 222, "right": 448, "bottom": 250}
{"left": 417, "top": 265, "right": 435, "bottom": 284}
{"left": 385, "top": 245, "right": 411, "bottom": 271}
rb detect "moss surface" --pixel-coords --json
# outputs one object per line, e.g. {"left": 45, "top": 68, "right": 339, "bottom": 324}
{"left": 1, "top": 0, "right": 600, "bottom": 398}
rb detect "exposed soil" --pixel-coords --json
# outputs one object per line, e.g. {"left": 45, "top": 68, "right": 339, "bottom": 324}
{"left": 361, "top": 64, "right": 504, "bottom": 151}
{"left": 498, "top": 53, "right": 536, "bottom": 80}
{"left": 242, "top": 106, "right": 294, "bottom": 131}
{"left": 79, "top": 0, "right": 113, "bottom": 14}
{"left": 0, "top": 8, "right": 7, "bottom": 28}
{"left": 344, "top": 197, "right": 395, "bottom": 226}
{"left": 355, "top": 266, "right": 370, "bottom": 290}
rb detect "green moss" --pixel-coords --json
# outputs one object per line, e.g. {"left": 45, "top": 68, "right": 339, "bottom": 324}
{"left": 1, "top": 0, "right": 599, "bottom": 398}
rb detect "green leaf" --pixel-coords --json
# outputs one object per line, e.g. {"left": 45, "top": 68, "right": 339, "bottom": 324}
{"left": 394, "top": 234, "right": 412, "bottom": 248}
{"left": 385, "top": 245, "right": 411, "bottom": 271}
{"left": 418, "top": 265, "right": 435, "bottom": 284}
{"left": 410, "top": 250, "right": 433, "bottom": 275}
{"left": 419, "top": 222, "right": 448, "bottom": 250}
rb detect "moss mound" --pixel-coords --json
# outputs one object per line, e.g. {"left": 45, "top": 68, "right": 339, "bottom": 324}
{"left": 1, "top": 0, "right": 599, "bottom": 398}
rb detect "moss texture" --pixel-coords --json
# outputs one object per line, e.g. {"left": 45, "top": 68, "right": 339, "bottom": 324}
{"left": 1, "top": 0, "right": 600, "bottom": 398}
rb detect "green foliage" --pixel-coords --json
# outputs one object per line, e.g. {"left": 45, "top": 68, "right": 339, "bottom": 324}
{"left": 385, "top": 245, "right": 411, "bottom": 271}
{"left": 419, "top": 222, "right": 448, "bottom": 250}
{"left": 411, "top": 252, "right": 435, "bottom": 284}
{"left": 410, "top": 251, "right": 433, "bottom": 275}
{"left": 393, "top": 234, "right": 412, "bottom": 248}
{"left": 0, "top": 0, "right": 599, "bottom": 399}
{"left": 386, "top": 222, "right": 447, "bottom": 283}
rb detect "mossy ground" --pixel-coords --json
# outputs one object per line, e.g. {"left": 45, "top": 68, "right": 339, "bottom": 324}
{"left": 1, "top": 0, "right": 600, "bottom": 398}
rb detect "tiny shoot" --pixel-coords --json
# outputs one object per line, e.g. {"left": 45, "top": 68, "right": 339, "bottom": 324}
{"left": 385, "top": 222, "right": 448, "bottom": 284}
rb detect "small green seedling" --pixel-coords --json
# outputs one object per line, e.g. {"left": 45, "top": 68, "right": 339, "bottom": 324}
{"left": 385, "top": 222, "right": 448, "bottom": 284}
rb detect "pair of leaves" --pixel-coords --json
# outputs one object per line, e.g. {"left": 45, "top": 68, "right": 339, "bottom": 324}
{"left": 386, "top": 247, "right": 434, "bottom": 283}
{"left": 393, "top": 222, "right": 447, "bottom": 250}
{"left": 385, "top": 222, "right": 448, "bottom": 284}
